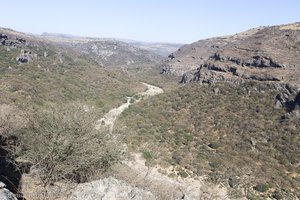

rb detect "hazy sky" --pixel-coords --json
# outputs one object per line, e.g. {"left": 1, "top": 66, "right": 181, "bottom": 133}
{"left": 1, "top": 0, "right": 299, "bottom": 43}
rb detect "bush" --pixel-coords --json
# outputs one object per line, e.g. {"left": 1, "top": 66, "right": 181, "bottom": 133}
{"left": 177, "top": 170, "right": 189, "bottom": 178}
{"left": 19, "top": 103, "right": 120, "bottom": 185}
{"left": 209, "top": 161, "right": 220, "bottom": 170}
{"left": 254, "top": 183, "right": 269, "bottom": 193}
{"left": 116, "top": 81, "right": 300, "bottom": 197}
{"left": 208, "top": 142, "right": 220, "bottom": 149}
{"left": 142, "top": 151, "right": 155, "bottom": 162}
{"left": 272, "top": 190, "right": 283, "bottom": 200}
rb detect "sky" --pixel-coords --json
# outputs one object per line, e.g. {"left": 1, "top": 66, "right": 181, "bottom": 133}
{"left": 1, "top": 0, "right": 299, "bottom": 43}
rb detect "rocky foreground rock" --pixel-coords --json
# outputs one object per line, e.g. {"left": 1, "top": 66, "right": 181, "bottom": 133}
{"left": 0, "top": 182, "right": 17, "bottom": 200}
{"left": 69, "top": 177, "right": 155, "bottom": 200}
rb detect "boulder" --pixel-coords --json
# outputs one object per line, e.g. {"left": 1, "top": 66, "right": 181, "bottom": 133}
{"left": 168, "top": 53, "right": 175, "bottom": 59}
{"left": 2, "top": 40, "right": 14, "bottom": 46}
{"left": 16, "top": 50, "right": 32, "bottom": 63}
{"left": 275, "top": 100, "right": 283, "bottom": 108}
{"left": 180, "top": 72, "right": 193, "bottom": 84}
{"left": 16, "top": 57, "right": 29, "bottom": 63}
{"left": 213, "top": 87, "right": 220, "bottom": 95}
{"left": 160, "top": 65, "right": 171, "bottom": 75}
{"left": 16, "top": 38, "right": 26, "bottom": 44}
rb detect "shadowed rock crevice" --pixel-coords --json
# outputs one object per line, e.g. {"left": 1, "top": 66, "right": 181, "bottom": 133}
{"left": 0, "top": 136, "right": 24, "bottom": 199}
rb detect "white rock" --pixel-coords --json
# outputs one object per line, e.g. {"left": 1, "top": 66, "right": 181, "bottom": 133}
{"left": 68, "top": 177, "right": 154, "bottom": 200}
{"left": 0, "top": 182, "right": 18, "bottom": 200}
{"left": 0, "top": 182, "right": 6, "bottom": 189}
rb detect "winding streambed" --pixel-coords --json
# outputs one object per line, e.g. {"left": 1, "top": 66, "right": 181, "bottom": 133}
{"left": 95, "top": 83, "right": 163, "bottom": 132}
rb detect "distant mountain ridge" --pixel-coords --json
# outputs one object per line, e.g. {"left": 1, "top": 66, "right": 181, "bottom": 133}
{"left": 120, "top": 39, "right": 183, "bottom": 57}
{"left": 41, "top": 32, "right": 79, "bottom": 39}
{"left": 39, "top": 32, "right": 163, "bottom": 68}
{"left": 41, "top": 32, "right": 183, "bottom": 57}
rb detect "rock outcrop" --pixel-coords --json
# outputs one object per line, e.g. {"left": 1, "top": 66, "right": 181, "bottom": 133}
{"left": 0, "top": 33, "right": 27, "bottom": 47}
{"left": 0, "top": 31, "right": 33, "bottom": 64}
{"left": 272, "top": 83, "right": 300, "bottom": 111}
{"left": 162, "top": 22, "right": 300, "bottom": 87}
{"left": 16, "top": 50, "right": 32, "bottom": 63}
{"left": 285, "top": 91, "right": 300, "bottom": 111}
{"left": 0, "top": 33, "right": 8, "bottom": 40}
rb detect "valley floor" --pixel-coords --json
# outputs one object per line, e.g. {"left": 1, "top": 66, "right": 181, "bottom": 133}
{"left": 20, "top": 82, "right": 232, "bottom": 200}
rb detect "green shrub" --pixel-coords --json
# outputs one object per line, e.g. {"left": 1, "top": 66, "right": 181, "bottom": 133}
{"left": 254, "top": 183, "right": 269, "bottom": 193}
{"left": 208, "top": 142, "right": 220, "bottom": 149}
{"left": 177, "top": 169, "right": 189, "bottom": 178}
{"left": 246, "top": 192, "right": 261, "bottom": 200}
{"left": 142, "top": 151, "right": 155, "bottom": 162}
{"left": 184, "top": 133, "right": 194, "bottom": 142}
{"left": 209, "top": 161, "right": 220, "bottom": 170}
{"left": 116, "top": 81, "right": 300, "bottom": 197}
